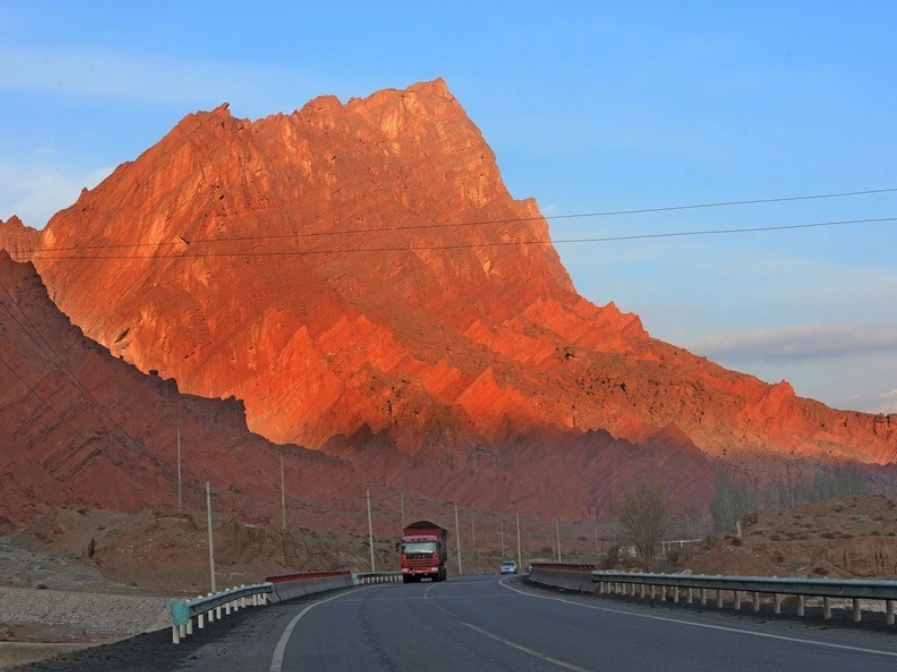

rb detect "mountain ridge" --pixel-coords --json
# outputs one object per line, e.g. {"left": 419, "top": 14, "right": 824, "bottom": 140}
{"left": 1, "top": 78, "right": 894, "bottom": 488}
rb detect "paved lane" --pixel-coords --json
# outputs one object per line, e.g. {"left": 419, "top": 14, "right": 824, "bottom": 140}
{"left": 269, "top": 576, "right": 896, "bottom": 672}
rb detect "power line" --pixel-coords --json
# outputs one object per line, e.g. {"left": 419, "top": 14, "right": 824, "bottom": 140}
{"left": 0, "top": 350, "right": 92, "bottom": 445}
{"left": 12, "top": 186, "right": 897, "bottom": 253}
{"left": 0, "top": 277, "right": 150, "bottom": 454}
{"left": 20, "top": 215, "right": 897, "bottom": 261}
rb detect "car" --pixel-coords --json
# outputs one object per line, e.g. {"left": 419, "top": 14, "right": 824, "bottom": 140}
{"left": 499, "top": 560, "right": 518, "bottom": 574}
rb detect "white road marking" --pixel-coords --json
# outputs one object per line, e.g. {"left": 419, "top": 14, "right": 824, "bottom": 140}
{"left": 423, "top": 583, "right": 592, "bottom": 671}
{"left": 498, "top": 578, "right": 897, "bottom": 659}
{"left": 269, "top": 586, "right": 374, "bottom": 672}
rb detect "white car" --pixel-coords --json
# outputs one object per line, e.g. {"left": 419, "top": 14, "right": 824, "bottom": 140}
{"left": 499, "top": 560, "right": 518, "bottom": 574}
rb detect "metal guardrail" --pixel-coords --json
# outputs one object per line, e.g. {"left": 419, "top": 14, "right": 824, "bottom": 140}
{"left": 592, "top": 571, "right": 897, "bottom": 625}
{"left": 266, "top": 571, "right": 355, "bottom": 602}
{"left": 168, "top": 571, "right": 404, "bottom": 644}
{"left": 529, "top": 563, "right": 596, "bottom": 592}
{"left": 354, "top": 571, "right": 402, "bottom": 585}
{"left": 170, "top": 583, "right": 273, "bottom": 643}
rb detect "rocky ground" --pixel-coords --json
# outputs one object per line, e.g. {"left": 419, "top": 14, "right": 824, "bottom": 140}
{"left": 679, "top": 494, "right": 897, "bottom": 578}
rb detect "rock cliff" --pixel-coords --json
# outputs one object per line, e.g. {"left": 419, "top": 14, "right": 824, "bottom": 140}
{"left": 1, "top": 79, "right": 895, "bottom": 527}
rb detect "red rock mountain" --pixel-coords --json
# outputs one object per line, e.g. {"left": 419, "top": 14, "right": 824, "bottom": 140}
{"left": 1, "top": 79, "right": 895, "bottom": 523}
{"left": 0, "top": 252, "right": 361, "bottom": 532}
{"left": 0, "top": 251, "right": 715, "bottom": 533}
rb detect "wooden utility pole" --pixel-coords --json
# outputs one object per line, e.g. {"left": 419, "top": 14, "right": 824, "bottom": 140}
{"left": 366, "top": 488, "right": 376, "bottom": 572}
{"left": 177, "top": 422, "right": 182, "bottom": 512}
{"left": 471, "top": 512, "right": 477, "bottom": 559}
{"left": 280, "top": 453, "right": 286, "bottom": 531}
{"left": 556, "top": 518, "right": 562, "bottom": 562}
{"left": 454, "top": 503, "right": 463, "bottom": 576}
{"left": 206, "top": 481, "right": 216, "bottom": 593}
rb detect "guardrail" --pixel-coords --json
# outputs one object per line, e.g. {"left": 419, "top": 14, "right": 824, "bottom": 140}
{"left": 529, "top": 563, "right": 596, "bottom": 591}
{"left": 266, "top": 571, "right": 355, "bottom": 603}
{"left": 354, "top": 571, "right": 402, "bottom": 585}
{"left": 169, "top": 570, "right": 404, "bottom": 644}
{"left": 170, "top": 583, "right": 273, "bottom": 643}
{"left": 592, "top": 571, "right": 897, "bottom": 626}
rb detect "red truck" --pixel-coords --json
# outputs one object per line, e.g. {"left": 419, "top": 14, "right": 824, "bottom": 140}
{"left": 399, "top": 520, "right": 448, "bottom": 583}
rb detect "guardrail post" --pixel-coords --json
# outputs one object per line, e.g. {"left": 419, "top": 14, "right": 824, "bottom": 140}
{"left": 887, "top": 599, "right": 895, "bottom": 625}
{"left": 216, "top": 606, "right": 222, "bottom": 619}
{"left": 186, "top": 618, "right": 193, "bottom": 636}
{"left": 716, "top": 590, "right": 723, "bottom": 609}
{"left": 198, "top": 613, "right": 205, "bottom": 629}
{"left": 640, "top": 584, "right": 645, "bottom": 598}
{"left": 774, "top": 593, "right": 781, "bottom": 615}
{"left": 179, "top": 624, "right": 186, "bottom": 640}
{"left": 651, "top": 585, "right": 656, "bottom": 600}
{"left": 823, "top": 596, "right": 831, "bottom": 620}
{"left": 687, "top": 587, "right": 693, "bottom": 605}
{"left": 700, "top": 588, "right": 707, "bottom": 606}
{"left": 752, "top": 591, "right": 760, "bottom": 612}
{"left": 852, "top": 598, "right": 861, "bottom": 623}
{"left": 660, "top": 586, "right": 667, "bottom": 602}
{"left": 797, "top": 595, "right": 805, "bottom": 617}
{"left": 172, "top": 626, "right": 180, "bottom": 644}
{"left": 673, "top": 587, "right": 679, "bottom": 604}
{"left": 734, "top": 590, "right": 741, "bottom": 611}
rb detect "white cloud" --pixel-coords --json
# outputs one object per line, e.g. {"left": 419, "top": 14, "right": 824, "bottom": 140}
{"left": 874, "top": 389, "right": 897, "bottom": 413}
{"left": 684, "top": 323, "right": 897, "bottom": 362}
{"left": 0, "top": 159, "right": 113, "bottom": 228}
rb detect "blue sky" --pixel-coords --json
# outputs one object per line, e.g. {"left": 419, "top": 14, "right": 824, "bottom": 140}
{"left": 1, "top": 1, "right": 896, "bottom": 413}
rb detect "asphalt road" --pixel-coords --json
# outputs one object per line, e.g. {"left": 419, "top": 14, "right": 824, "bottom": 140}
{"left": 16, "top": 576, "right": 897, "bottom": 671}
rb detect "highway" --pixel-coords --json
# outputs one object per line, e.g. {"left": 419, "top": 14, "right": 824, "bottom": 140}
{"left": 187, "top": 575, "right": 897, "bottom": 671}
{"left": 18, "top": 576, "right": 897, "bottom": 671}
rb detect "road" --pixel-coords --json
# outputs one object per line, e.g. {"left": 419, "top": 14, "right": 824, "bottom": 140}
{"left": 16, "top": 576, "right": 897, "bottom": 671}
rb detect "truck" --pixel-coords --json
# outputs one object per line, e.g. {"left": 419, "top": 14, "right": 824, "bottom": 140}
{"left": 399, "top": 520, "right": 448, "bottom": 583}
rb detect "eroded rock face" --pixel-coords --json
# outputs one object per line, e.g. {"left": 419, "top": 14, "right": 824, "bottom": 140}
{"left": 0, "top": 79, "right": 894, "bottom": 509}
{"left": 0, "top": 252, "right": 716, "bottom": 530}
{"left": 0, "top": 252, "right": 358, "bottom": 531}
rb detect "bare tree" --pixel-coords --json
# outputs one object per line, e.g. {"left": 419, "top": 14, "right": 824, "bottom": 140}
{"left": 617, "top": 481, "right": 669, "bottom": 570}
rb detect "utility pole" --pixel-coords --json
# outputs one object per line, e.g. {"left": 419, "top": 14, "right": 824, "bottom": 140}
{"left": 400, "top": 489, "right": 405, "bottom": 530}
{"left": 366, "top": 488, "right": 375, "bottom": 572}
{"left": 206, "top": 482, "right": 216, "bottom": 593}
{"left": 500, "top": 520, "right": 505, "bottom": 559}
{"left": 176, "top": 421, "right": 182, "bottom": 512}
{"left": 280, "top": 453, "right": 286, "bottom": 531}
{"left": 471, "top": 512, "right": 477, "bottom": 559}
{"left": 454, "top": 503, "right": 463, "bottom": 576}
{"left": 516, "top": 513, "right": 522, "bottom": 570}
{"left": 556, "top": 518, "right": 562, "bottom": 563}
{"left": 592, "top": 506, "right": 600, "bottom": 556}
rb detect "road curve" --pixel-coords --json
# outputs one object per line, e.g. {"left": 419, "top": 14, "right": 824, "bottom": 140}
{"left": 198, "top": 574, "right": 897, "bottom": 671}
{"left": 16, "top": 576, "right": 897, "bottom": 671}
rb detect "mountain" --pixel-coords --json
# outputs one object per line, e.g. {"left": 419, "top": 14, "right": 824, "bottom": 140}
{"left": 0, "top": 251, "right": 358, "bottom": 532}
{"left": 1, "top": 79, "right": 895, "bottom": 525}
{"left": 0, "top": 251, "right": 716, "bottom": 532}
